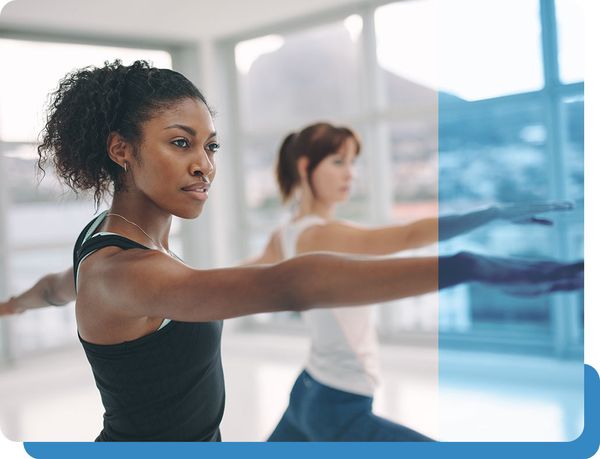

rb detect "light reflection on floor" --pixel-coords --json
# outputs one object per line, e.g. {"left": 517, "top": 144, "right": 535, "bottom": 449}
{"left": 0, "top": 328, "right": 583, "bottom": 442}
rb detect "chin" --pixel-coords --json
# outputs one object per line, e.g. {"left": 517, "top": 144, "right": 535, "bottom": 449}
{"left": 173, "top": 203, "right": 206, "bottom": 220}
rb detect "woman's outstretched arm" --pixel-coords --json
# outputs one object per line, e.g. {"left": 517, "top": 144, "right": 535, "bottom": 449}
{"left": 84, "top": 250, "right": 452, "bottom": 323}
{"left": 297, "top": 202, "right": 573, "bottom": 255}
{"left": 83, "top": 249, "right": 581, "bottom": 323}
{"left": 0, "top": 267, "right": 75, "bottom": 316}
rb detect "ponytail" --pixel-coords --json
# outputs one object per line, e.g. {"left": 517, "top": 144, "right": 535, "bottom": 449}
{"left": 276, "top": 132, "right": 299, "bottom": 202}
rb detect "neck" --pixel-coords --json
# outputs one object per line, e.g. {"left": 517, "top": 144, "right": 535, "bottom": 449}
{"left": 106, "top": 191, "right": 172, "bottom": 250}
{"left": 296, "top": 193, "right": 335, "bottom": 221}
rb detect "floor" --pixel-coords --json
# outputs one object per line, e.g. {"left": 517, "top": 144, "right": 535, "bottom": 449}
{"left": 0, "top": 327, "right": 584, "bottom": 443}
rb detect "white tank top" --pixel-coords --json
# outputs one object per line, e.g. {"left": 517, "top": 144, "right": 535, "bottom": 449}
{"left": 280, "top": 215, "right": 381, "bottom": 396}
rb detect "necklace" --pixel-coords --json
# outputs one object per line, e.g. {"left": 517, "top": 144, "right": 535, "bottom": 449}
{"left": 106, "top": 212, "right": 170, "bottom": 255}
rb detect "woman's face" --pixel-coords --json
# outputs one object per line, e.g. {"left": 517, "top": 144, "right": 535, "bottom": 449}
{"left": 131, "top": 98, "right": 219, "bottom": 219}
{"left": 308, "top": 137, "right": 358, "bottom": 205}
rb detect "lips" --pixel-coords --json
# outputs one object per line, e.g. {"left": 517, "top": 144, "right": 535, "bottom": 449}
{"left": 181, "top": 182, "right": 211, "bottom": 193}
{"left": 182, "top": 181, "right": 211, "bottom": 201}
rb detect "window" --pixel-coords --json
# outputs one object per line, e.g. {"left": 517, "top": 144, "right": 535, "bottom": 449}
{"left": 555, "top": 0, "right": 584, "bottom": 84}
{"left": 236, "top": 22, "right": 362, "bottom": 132}
{"left": 227, "top": 1, "right": 583, "bottom": 356}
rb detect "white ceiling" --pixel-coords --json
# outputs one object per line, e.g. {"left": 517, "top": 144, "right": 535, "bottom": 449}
{"left": 0, "top": 0, "right": 363, "bottom": 42}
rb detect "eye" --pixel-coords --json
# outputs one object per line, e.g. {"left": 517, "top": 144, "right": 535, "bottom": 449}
{"left": 172, "top": 138, "right": 190, "bottom": 149}
{"left": 206, "top": 142, "right": 220, "bottom": 153}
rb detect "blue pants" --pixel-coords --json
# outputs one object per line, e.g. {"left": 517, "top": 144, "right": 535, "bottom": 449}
{"left": 268, "top": 370, "right": 434, "bottom": 442}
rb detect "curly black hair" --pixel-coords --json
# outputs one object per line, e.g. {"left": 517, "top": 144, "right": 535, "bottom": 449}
{"left": 37, "top": 59, "right": 210, "bottom": 207}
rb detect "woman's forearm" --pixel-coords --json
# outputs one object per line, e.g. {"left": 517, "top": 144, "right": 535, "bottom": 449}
{"left": 266, "top": 252, "right": 473, "bottom": 312}
{"left": 397, "top": 207, "right": 497, "bottom": 250}
{"left": 10, "top": 272, "right": 74, "bottom": 313}
{"left": 438, "top": 207, "right": 498, "bottom": 241}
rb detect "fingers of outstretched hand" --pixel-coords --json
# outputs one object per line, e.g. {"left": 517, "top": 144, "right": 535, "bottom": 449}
{"left": 502, "top": 274, "right": 583, "bottom": 297}
{"left": 501, "top": 283, "right": 553, "bottom": 297}
{"left": 505, "top": 261, "right": 583, "bottom": 295}
{"left": 500, "top": 201, "right": 574, "bottom": 220}
{"left": 474, "top": 255, "right": 583, "bottom": 286}
{"left": 512, "top": 217, "right": 554, "bottom": 226}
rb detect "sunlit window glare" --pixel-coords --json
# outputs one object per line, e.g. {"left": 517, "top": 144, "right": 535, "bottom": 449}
{"left": 375, "top": 0, "right": 544, "bottom": 101}
{"left": 0, "top": 40, "right": 172, "bottom": 145}
{"left": 555, "top": 0, "right": 584, "bottom": 83}
{"left": 375, "top": 0, "right": 439, "bottom": 91}
{"left": 235, "top": 35, "right": 285, "bottom": 75}
{"left": 344, "top": 14, "right": 363, "bottom": 43}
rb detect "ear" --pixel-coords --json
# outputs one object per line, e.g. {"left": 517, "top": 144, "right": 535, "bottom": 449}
{"left": 107, "top": 132, "right": 134, "bottom": 169}
{"left": 297, "top": 156, "right": 309, "bottom": 181}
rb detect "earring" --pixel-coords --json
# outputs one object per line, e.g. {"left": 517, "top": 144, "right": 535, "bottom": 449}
{"left": 123, "top": 162, "right": 128, "bottom": 173}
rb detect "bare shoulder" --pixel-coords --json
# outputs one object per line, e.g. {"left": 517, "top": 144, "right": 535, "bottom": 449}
{"left": 76, "top": 246, "right": 194, "bottom": 343}
{"left": 297, "top": 220, "right": 369, "bottom": 254}
{"left": 77, "top": 246, "right": 189, "bottom": 315}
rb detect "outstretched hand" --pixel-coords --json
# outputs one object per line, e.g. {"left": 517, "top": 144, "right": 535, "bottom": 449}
{"left": 0, "top": 297, "right": 24, "bottom": 316}
{"left": 462, "top": 252, "right": 584, "bottom": 296}
{"left": 495, "top": 202, "right": 574, "bottom": 226}
{"left": 499, "top": 261, "right": 583, "bottom": 297}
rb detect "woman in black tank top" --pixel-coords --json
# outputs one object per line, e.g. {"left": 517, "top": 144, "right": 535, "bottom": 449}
{"left": 0, "top": 61, "right": 583, "bottom": 441}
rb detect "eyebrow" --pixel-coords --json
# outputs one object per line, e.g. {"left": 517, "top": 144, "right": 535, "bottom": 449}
{"left": 164, "top": 124, "right": 218, "bottom": 140}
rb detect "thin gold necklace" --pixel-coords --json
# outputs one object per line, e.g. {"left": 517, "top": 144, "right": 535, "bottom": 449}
{"left": 106, "top": 212, "right": 170, "bottom": 255}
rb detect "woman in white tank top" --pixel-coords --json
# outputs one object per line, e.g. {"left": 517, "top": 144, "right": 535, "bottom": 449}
{"left": 259, "top": 122, "right": 576, "bottom": 441}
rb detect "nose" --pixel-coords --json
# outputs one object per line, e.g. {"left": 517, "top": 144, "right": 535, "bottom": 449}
{"left": 190, "top": 150, "right": 214, "bottom": 178}
{"left": 346, "top": 164, "right": 356, "bottom": 181}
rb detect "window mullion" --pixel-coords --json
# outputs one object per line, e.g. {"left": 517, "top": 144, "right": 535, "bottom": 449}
{"left": 540, "top": 0, "right": 579, "bottom": 357}
{"left": 360, "top": 6, "right": 392, "bottom": 225}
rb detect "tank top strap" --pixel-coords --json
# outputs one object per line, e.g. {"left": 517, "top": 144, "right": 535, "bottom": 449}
{"left": 73, "top": 211, "right": 150, "bottom": 290}
{"left": 280, "top": 215, "right": 327, "bottom": 259}
{"left": 72, "top": 211, "right": 107, "bottom": 271}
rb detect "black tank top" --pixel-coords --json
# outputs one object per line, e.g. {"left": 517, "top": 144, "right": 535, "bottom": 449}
{"left": 73, "top": 213, "right": 225, "bottom": 442}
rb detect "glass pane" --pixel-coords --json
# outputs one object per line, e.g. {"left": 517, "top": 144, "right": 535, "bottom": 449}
{"left": 242, "top": 128, "right": 293, "bottom": 256}
{"left": 439, "top": 104, "right": 550, "bottom": 207}
{"left": 438, "top": 103, "right": 554, "bottom": 335}
{"left": 562, "top": 94, "right": 584, "bottom": 344}
{"left": 438, "top": 98, "right": 583, "bottom": 442}
{"left": 0, "top": 39, "right": 172, "bottom": 143}
{"left": 563, "top": 95, "right": 584, "bottom": 204}
{"left": 236, "top": 19, "right": 362, "bottom": 132}
{"left": 433, "top": 0, "right": 542, "bottom": 101}
{"left": 8, "top": 247, "right": 77, "bottom": 357}
{"left": 375, "top": 117, "right": 438, "bottom": 336}
{"left": 8, "top": 200, "right": 96, "bottom": 248}
{"left": 390, "top": 118, "right": 438, "bottom": 216}
{"left": 375, "top": 0, "right": 437, "bottom": 107}
{"left": 3, "top": 143, "right": 79, "bottom": 206}
{"left": 555, "top": 0, "right": 584, "bottom": 84}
